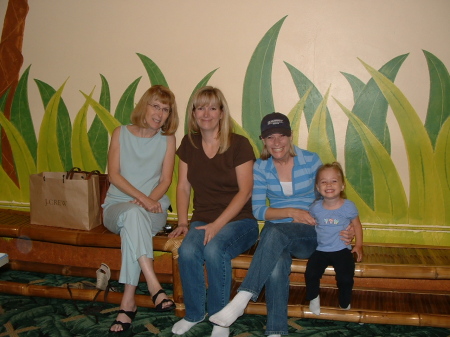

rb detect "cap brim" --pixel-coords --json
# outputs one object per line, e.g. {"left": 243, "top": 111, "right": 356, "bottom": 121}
{"left": 261, "top": 128, "right": 292, "bottom": 139}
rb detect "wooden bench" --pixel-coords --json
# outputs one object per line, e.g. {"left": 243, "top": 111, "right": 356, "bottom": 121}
{"left": 0, "top": 209, "right": 449, "bottom": 328}
{"left": 0, "top": 209, "right": 185, "bottom": 315}
{"left": 232, "top": 242, "right": 450, "bottom": 328}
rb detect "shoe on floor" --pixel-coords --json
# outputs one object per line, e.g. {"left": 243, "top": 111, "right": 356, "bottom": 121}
{"left": 96, "top": 263, "right": 111, "bottom": 290}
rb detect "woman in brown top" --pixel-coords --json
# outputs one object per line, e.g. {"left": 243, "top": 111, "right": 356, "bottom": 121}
{"left": 169, "top": 86, "right": 259, "bottom": 337}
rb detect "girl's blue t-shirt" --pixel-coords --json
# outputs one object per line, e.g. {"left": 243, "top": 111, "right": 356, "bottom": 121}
{"left": 309, "top": 199, "right": 358, "bottom": 252}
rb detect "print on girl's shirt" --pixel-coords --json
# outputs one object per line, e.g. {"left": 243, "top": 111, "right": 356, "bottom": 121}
{"left": 323, "top": 218, "right": 340, "bottom": 225}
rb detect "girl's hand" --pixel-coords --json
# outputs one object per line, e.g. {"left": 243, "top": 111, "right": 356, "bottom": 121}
{"left": 290, "top": 208, "right": 316, "bottom": 225}
{"left": 196, "top": 222, "right": 221, "bottom": 245}
{"left": 352, "top": 245, "right": 363, "bottom": 262}
{"left": 168, "top": 225, "right": 188, "bottom": 238}
{"left": 340, "top": 223, "right": 355, "bottom": 244}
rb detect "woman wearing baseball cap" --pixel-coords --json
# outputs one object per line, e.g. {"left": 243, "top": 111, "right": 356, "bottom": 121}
{"left": 211, "top": 112, "right": 354, "bottom": 337}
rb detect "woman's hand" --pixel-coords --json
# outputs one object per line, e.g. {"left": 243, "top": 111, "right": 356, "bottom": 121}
{"left": 131, "top": 196, "right": 162, "bottom": 213}
{"left": 196, "top": 222, "right": 221, "bottom": 245}
{"left": 168, "top": 224, "right": 189, "bottom": 238}
{"left": 340, "top": 223, "right": 356, "bottom": 244}
{"left": 289, "top": 208, "right": 316, "bottom": 225}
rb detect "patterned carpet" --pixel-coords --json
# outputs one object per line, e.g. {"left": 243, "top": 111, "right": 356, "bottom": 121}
{"left": 0, "top": 270, "right": 449, "bottom": 337}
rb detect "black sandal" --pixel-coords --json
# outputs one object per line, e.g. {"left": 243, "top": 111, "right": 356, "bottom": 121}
{"left": 152, "top": 289, "right": 176, "bottom": 312}
{"left": 109, "top": 309, "right": 137, "bottom": 333}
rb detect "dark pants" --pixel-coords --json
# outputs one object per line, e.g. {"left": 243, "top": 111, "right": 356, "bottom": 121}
{"left": 305, "top": 248, "right": 355, "bottom": 308}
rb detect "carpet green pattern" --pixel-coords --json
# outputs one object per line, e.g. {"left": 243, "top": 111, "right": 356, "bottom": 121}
{"left": 0, "top": 270, "right": 449, "bottom": 336}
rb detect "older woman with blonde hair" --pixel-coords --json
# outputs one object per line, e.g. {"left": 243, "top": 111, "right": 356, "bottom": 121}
{"left": 169, "top": 86, "right": 259, "bottom": 337}
{"left": 103, "top": 85, "right": 179, "bottom": 333}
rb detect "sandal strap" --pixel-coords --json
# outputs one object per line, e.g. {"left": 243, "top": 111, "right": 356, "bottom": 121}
{"left": 151, "top": 288, "right": 167, "bottom": 304}
{"left": 117, "top": 309, "right": 137, "bottom": 320}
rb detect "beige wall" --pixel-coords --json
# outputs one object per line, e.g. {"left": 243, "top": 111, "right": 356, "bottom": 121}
{"left": 1, "top": 0, "right": 449, "bottom": 244}
{"left": 15, "top": 0, "right": 448, "bottom": 195}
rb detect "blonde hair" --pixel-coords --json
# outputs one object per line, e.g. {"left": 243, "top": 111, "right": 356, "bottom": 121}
{"left": 315, "top": 161, "right": 347, "bottom": 199}
{"left": 130, "top": 85, "right": 179, "bottom": 135}
{"left": 187, "top": 86, "right": 233, "bottom": 154}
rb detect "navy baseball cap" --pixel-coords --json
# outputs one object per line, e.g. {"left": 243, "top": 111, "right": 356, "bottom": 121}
{"left": 260, "top": 112, "right": 292, "bottom": 139}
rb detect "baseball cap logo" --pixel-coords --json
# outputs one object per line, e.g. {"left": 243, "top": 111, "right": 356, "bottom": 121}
{"left": 268, "top": 119, "right": 284, "bottom": 126}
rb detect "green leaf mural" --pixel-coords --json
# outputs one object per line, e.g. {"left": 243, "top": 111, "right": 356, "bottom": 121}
{"left": 307, "top": 87, "right": 335, "bottom": 164}
{"left": 242, "top": 16, "right": 286, "bottom": 150}
{"left": 360, "top": 59, "right": 444, "bottom": 226}
{"left": 336, "top": 99, "right": 408, "bottom": 223}
{"left": 81, "top": 93, "right": 121, "bottom": 134}
{"left": 434, "top": 117, "right": 450, "bottom": 224}
{"left": 34, "top": 79, "right": 73, "bottom": 171}
{"left": 284, "top": 62, "right": 337, "bottom": 158}
{"left": 232, "top": 117, "right": 260, "bottom": 157}
{"left": 0, "top": 89, "right": 9, "bottom": 112}
{"left": 0, "top": 16, "right": 449, "bottom": 244}
{"left": 0, "top": 111, "right": 36, "bottom": 201}
{"left": 305, "top": 88, "right": 378, "bottom": 222}
{"left": 340, "top": 72, "right": 365, "bottom": 104}
{"left": 0, "top": 88, "right": 10, "bottom": 162}
{"left": 344, "top": 54, "right": 408, "bottom": 209}
{"left": 10, "top": 65, "right": 37, "bottom": 163}
{"left": 72, "top": 90, "right": 101, "bottom": 172}
{"left": 36, "top": 81, "right": 68, "bottom": 173}
{"left": 137, "top": 53, "right": 169, "bottom": 87}
{"left": 0, "top": 165, "right": 20, "bottom": 202}
{"left": 114, "top": 77, "right": 141, "bottom": 125}
{"left": 87, "top": 74, "right": 110, "bottom": 172}
{"left": 423, "top": 50, "right": 450, "bottom": 149}
{"left": 287, "top": 87, "right": 312, "bottom": 146}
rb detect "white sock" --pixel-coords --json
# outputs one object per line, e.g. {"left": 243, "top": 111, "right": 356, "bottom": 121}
{"left": 211, "top": 325, "right": 229, "bottom": 337}
{"left": 172, "top": 318, "right": 201, "bottom": 335}
{"left": 268, "top": 335, "right": 282, "bottom": 337}
{"left": 309, "top": 295, "right": 320, "bottom": 315}
{"left": 341, "top": 304, "right": 351, "bottom": 310}
{"left": 209, "top": 291, "right": 253, "bottom": 327}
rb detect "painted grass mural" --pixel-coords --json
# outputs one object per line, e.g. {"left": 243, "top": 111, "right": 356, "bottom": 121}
{"left": 0, "top": 17, "right": 449, "bottom": 245}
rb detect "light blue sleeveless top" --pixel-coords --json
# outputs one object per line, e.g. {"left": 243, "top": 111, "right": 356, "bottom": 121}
{"left": 103, "top": 125, "right": 170, "bottom": 209}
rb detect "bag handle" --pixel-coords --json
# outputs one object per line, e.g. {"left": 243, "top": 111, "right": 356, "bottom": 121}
{"left": 66, "top": 167, "right": 83, "bottom": 180}
{"left": 86, "top": 170, "right": 101, "bottom": 180}
{"left": 66, "top": 167, "right": 102, "bottom": 180}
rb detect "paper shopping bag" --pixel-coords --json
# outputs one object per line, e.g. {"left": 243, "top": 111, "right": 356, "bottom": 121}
{"left": 30, "top": 170, "right": 102, "bottom": 230}
{"left": 66, "top": 168, "right": 110, "bottom": 223}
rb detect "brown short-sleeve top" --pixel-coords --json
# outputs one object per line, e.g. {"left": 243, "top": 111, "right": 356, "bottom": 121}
{"left": 177, "top": 133, "right": 256, "bottom": 223}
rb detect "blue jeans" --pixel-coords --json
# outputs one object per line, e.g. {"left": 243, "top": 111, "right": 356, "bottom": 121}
{"left": 239, "top": 221, "right": 317, "bottom": 335}
{"left": 178, "top": 218, "right": 259, "bottom": 322}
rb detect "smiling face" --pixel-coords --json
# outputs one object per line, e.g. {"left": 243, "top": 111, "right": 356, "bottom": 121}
{"left": 316, "top": 167, "right": 345, "bottom": 201}
{"left": 262, "top": 133, "right": 292, "bottom": 161}
{"left": 193, "top": 102, "right": 223, "bottom": 133}
{"left": 144, "top": 99, "right": 171, "bottom": 131}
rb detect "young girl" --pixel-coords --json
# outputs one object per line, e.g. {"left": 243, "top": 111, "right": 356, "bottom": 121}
{"left": 305, "top": 162, "right": 363, "bottom": 315}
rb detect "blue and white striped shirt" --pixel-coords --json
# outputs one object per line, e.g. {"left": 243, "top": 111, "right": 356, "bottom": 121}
{"left": 252, "top": 146, "right": 322, "bottom": 223}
